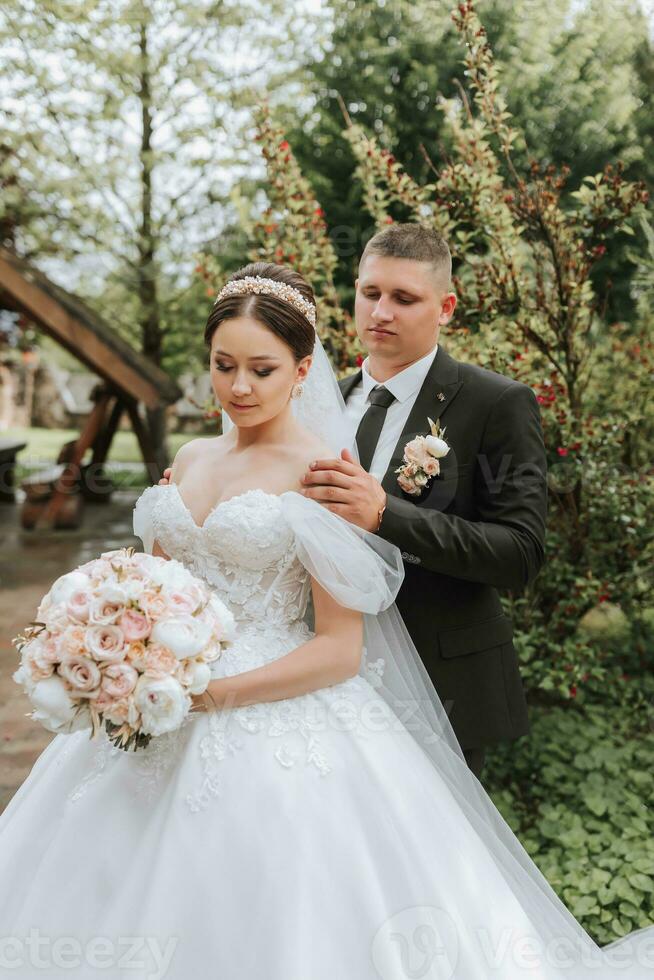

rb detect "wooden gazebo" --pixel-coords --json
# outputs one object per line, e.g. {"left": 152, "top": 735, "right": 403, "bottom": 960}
{"left": 0, "top": 247, "right": 181, "bottom": 528}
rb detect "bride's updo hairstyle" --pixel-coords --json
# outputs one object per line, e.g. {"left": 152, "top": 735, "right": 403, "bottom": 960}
{"left": 204, "top": 262, "right": 316, "bottom": 362}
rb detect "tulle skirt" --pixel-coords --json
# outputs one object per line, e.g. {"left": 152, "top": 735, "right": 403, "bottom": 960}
{"left": 1, "top": 623, "right": 652, "bottom": 979}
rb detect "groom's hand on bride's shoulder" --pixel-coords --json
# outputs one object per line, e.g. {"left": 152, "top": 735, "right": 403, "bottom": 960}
{"left": 301, "top": 448, "right": 387, "bottom": 533}
{"left": 158, "top": 467, "right": 172, "bottom": 486}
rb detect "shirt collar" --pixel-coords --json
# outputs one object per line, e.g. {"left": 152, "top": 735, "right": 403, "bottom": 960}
{"left": 361, "top": 344, "right": 439, "bottom": 404}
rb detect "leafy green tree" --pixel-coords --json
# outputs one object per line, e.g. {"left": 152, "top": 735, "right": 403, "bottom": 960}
{"left": 284, "top": 0, "right": 652, "bottom": 319}
{"left": 0, "top": 0, "right": 298, "bottom": 460}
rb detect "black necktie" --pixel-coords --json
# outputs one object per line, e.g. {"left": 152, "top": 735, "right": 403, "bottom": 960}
{"left": 355, "top": 385, "right": 396, "bottom": 471}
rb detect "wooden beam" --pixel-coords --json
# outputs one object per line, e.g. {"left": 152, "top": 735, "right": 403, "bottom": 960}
{"left": 90, "top": 396, "right": 124, "bottom": 468}
{"left": 124, "top": 399, "right": 163, "bottom": 484}
{"left": 35, "top": 391, "right": 113, "bottom": 529}
{"left": 0, "top": 253, "right": 164, "bottom": 408}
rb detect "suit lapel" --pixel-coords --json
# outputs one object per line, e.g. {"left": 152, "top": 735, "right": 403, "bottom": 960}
{"left": 338, "top": 370, "right": 362, "bottom": 403}
{"left": 381, "top": 345, "right": 464, "bottom": 497}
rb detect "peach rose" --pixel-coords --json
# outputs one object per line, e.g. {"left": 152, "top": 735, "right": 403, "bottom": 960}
{"left": 101, "top": 663, "right": 139, "bottom": 699}
{"left": 103, "top": 696, "right": 139, "bottom": 727}
{"left": 119, "top": 609, "right": 151, "bottom": 642}
{"left": 403, "top": 437, "right": 429, "bottom": 466}
{"left": 23, "top": 640, "right": 56, "bottom": 680}
{"left": 143, "top": 643, "right": 179, "bottom": 677}
{"left": 139, "top": 590, "right": 168, "bottom": 620}
{"left": 89, "top": 688, "right": 114, "bottom": 713}
{"left": 397, "top": 473, "right": 420, "bottom": 495}
{"left": 61, "top": 624, "right": 88, "bottom": 658}
{"left": 124, "top": 640, "right": 148, "bottom": 670}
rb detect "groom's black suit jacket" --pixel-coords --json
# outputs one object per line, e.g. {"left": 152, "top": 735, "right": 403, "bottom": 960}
{"left": 339, "top": 344, "right": 548, "bottom": 751}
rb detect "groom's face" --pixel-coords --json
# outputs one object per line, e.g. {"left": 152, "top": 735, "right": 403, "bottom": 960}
{"left": 354, "top": 254, "right": 455, "bottom": 366}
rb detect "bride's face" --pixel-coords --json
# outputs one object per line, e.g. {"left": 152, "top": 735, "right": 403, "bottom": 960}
{"left": 210, "top": 315, "right": 311, "bottom": 428}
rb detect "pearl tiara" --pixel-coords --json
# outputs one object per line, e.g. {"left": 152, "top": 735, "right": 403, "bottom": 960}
{"left": 213, "top": 275, "right": 317, "bottom": 328}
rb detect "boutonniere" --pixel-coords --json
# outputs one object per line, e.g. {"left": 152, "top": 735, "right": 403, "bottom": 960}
{"left": 395, "top": 418, "right": 451, "bottom": 496}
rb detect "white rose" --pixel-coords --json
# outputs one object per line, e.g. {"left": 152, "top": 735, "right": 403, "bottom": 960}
{"left": 134, "top": 675, "right": 188, "bottom": 736}
{"left": 120, "top": 572, "right": 150, "bottom": 600}
{"left": 185, "top": 660, "right": 211, "bottom": 695}
{"left": 88, "top": 585, "right": 128, "bottom": 625}
{"left": 424, "top": 435, "right": 450, "bottom": 459}
{"left": 29, "top": 675, "right": 90, "bottom": 734}
{"left": 151, "top": 616, "right": 212, "bottom": 660}
{"left": 13, "top": 662, "right": 36, "bottom": 695}
{"left": 206, "top": 594, "right": 236, "bottom": 643}
{"left": 414, "top": 472, "right": 430, "bottom": 487}
{"left": 149, "top": 558, "right": 194, "bottom": 592}
{"left": 49, "top": 571, "right": 90, "bottom": 607}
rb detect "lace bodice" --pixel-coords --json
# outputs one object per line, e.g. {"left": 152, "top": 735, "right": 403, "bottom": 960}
{"left": 64, "top": 483, "right": 399, "bottom": 814}
{"left": 133, "top": 485, "right": 312, "bottom": 632}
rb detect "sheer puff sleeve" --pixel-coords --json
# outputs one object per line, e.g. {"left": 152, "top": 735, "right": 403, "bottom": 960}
{"left": 279, "top": 491, "right": 404, "bottom": 614}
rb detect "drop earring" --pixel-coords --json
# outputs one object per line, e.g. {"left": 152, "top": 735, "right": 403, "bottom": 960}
{"left": 291, "top": 383, "right": 304, "bottom": 399}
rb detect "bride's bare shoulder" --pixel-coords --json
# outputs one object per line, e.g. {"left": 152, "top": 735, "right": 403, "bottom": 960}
{"left": 292, "top": 432, "right": 338, "bottom": 471}
{"left": 170, "top": 434, "right": 226, "bottom": 481}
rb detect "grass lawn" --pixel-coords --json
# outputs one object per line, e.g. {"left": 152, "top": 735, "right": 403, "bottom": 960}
{"left": 4, "top": 426, "right": 197, "bottom": 464}
{"left": 4, "top": 426, "right": 206, "bottom": 488}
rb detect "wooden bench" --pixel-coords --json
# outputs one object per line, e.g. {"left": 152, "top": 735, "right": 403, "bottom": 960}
{"left": 0, "top": 438, "right": 27, "bottom": 502}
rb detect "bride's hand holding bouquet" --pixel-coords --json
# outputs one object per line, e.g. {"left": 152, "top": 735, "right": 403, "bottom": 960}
{"left": 12, "top": 547, "right": 235, "bottom": 751}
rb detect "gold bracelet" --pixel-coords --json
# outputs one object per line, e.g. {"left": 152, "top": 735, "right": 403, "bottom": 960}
{"left": 374, "top": 501, "right": 387, "bottom": 532}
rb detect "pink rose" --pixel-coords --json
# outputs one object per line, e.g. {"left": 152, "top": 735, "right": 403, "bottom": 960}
{"left": 85, "top": 624, "right": 126, "bottom": 663}
{"left": 66, "top": 590, "right": 91, "bottom": 623}
{"left": 101, "top": 663, "right": 138, "bottom": 699}
{"left": 59, "top": 655, "right": 102, "bottom": 696}
{"left": 119, "top": 609, "right": 151, "bottom": 642}
{"left": 423, "top": 457, "right": 440, "bottom": 477}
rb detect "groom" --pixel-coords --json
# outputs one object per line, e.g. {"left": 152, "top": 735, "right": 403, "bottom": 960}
{"left": 300, "top": 224, "right": 548, "bottom": 779}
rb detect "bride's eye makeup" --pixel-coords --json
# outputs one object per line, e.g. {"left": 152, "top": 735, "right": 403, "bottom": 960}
{"left": 214, "top": 360, "right": 275, "bottom": 378}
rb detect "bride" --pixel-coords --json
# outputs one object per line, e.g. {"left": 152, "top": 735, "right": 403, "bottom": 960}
{"left": 0, "top": 262, "right": 652, "bottom": 979}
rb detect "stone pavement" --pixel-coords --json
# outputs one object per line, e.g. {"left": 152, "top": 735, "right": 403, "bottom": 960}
{"left": 0, "top": 490, "right": 141, "bottom": 814}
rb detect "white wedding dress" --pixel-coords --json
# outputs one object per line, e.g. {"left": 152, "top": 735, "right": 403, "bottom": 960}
{"left": 0, "top": 483, "right": 652, "bottom": 980}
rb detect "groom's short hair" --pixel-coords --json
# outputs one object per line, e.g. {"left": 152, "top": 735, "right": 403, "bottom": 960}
{"left": 359, "top": 223, "right": 452, "bottom": 292}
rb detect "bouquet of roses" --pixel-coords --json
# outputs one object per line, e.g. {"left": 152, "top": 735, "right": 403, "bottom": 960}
{"left": 12, "top": 547, "right": 235, "bottom": 751}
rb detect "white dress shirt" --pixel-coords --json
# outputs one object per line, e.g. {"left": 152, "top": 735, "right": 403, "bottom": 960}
{"left": 342, "top": 345, "right": 439, "bottom": 482}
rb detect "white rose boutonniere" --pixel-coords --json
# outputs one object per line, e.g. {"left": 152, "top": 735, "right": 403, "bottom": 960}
{"left": 395, "top": 417, "right": 451, "bottom": 496}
